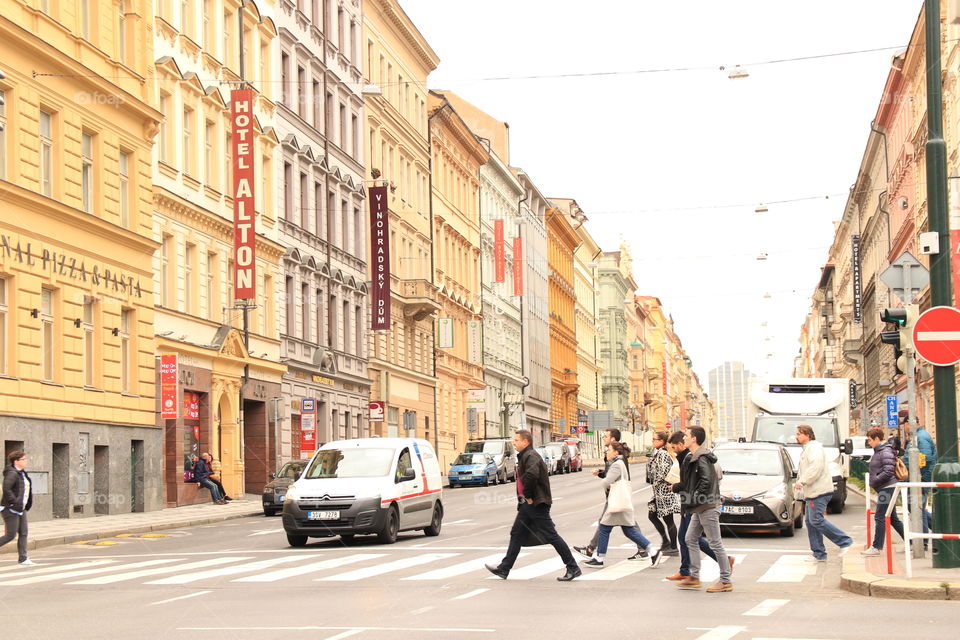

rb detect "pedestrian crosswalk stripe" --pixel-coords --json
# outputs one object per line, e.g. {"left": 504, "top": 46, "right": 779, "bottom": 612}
{"left": 68, "top": 557, "right": 250, "bottom": 585}
{"left": 316, "top": 553, "right": 458, "bottom": 581}
{"left": 147, "top": 555, "right": 317, "bottom": 585}
{"left": 0, "top": 559, "right": 179, "bottom": 586}
{"left": 743, "top": 599, "right": 790, "bottom": 617}
{"left": 492, "top": 557, "right": 565, "bottom": 580}
{"left": 577, "top": 558, "right": 652, "bottom": 581}
{"left": 0, "top": 559, "right": 115, "bottom": 579}
{"left": 757, "top": 555, "right": 818, "bottom": 582}
{"left": 234, "top": 554, "right": 386, "bottom": 583}
{"left": 697, "top": 553, "right": 746, "bottom": 582}
{"left": 402, "top": 553, "right": 521, "bottom": 581}
{"left": 693, "top": 626, "right": 747, "bottom": 640}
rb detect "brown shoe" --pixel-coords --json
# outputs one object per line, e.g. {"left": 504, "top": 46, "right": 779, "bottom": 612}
{"left": 676, "top": 577, "right": 702, "bottom": 589}
{"left": 215, "top": 499, "right": 227, "bottom": 504}
{"left": 706, "top": 581, "right": 733, "bottom": 593}
{"left": 665, "top": 572, "right": 686, "bottom": 581}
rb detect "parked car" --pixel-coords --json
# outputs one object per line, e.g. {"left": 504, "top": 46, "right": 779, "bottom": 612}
{"left": 536, "top": 446, "right": 555, "bottom": 474}
{"left": 448, "top": 452, "right": 499, "bottom": 487}
{"left": 713, "top": 441, "right": 804, "bottom": 537}
{"left": 850, "top": 435, "right": 873, "bottom": 460}
{"left": 262, "top": 460, "right": 310, "bottom": 516}
{"left": 464, "top": 438, "right": 517, "bottom": 483}
{"left": 565, "top": 439, "right": 583, "bottom": 472}
{"left": 545, "top": 441, "right": 572, "bottom": 474}
{"left": 282, "top": 437, "right": 443, "bottom": 546}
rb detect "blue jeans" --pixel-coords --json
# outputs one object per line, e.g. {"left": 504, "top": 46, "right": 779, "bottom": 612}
{"left": 921, "top": 487, "right": 932, "bottom": 536}
{"left": 596, "top": 523, "right": 651, "bottom": 557}
{"left": 806, "top": 492, "right": 852, "bottom": 559}
{"left": 198, "top": 478, "right": 222, "bottom": 502}
{"left": 678, "top": 511, "right": 716, "bottom": 576}
{"left": 873, "top": 486, "right": 904, "bottom": 550}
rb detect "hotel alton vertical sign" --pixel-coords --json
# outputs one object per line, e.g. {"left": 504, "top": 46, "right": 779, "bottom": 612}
{"left": 232, "top": 89, "right": 256, "bottom": 300}
{"left": 369, "top": 185, "right": 391, "bottom": 330}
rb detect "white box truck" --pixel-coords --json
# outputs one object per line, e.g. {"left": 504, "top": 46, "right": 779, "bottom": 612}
{"left": 747, "top": 378, "right": 854, "bottom": 513}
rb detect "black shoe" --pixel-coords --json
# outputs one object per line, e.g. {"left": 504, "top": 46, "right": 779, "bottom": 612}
{"left": 627, "top": 549, "right": 649, "bottom": 560}
{"left": 573, "top": 545, "right": 594, "bottom": 559}
{"left": 581, "top": 558, "right": 604, "bottom": 568}
{"left": 557, "top": 566, "right": 582, "bottom": 581}
{"left": 662, "top": 547, "right": 680, "bottom": 557}
{"left": 484, "top": 563, "right": 508, "bottom": 580}
{"left": 224, "top": 496, "right": 233, "bottom": 501}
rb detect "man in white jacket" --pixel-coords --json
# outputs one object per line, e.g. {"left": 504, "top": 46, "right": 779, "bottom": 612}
{"left": 794, "top": 425, "right": 852, "bottom": 562}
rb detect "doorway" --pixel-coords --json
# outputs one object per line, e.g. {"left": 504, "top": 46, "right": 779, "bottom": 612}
{"left": 130, "top": 440, "right": 144, "bottom": 512}
{"left": 52, "top": 443, "right": 69, "bottom": 518}
{"left": 94, "top": 445, "right": 109, "bottom": 515}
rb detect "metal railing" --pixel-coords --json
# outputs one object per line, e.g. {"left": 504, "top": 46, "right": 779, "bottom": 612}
{"left": 883, "top": 480, "right": 960, "bottom": 578}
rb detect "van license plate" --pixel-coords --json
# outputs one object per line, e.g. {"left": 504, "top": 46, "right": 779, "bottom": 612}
{"left": 721, "top": 505, "right": 753, "bottom": 514}
{"left": 307, "top": 511, "right": 339, "bottom": 520}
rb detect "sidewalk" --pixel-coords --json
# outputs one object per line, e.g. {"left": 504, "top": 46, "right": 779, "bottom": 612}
{"left": 1, "top": 495, "right": 262, "bottom": 555}
{"left": 840, "top": 484, "right": 960, "bottom": 600}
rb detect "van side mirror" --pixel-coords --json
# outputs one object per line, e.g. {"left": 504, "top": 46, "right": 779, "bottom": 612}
{"left": 399, "top": 468, "right": 416, "bottom": 482}
{"left": 843, "top": 439, "right": 853, "bottom": 455}
{"left": 269, "top": 473, "right": 276, "bottom": 479}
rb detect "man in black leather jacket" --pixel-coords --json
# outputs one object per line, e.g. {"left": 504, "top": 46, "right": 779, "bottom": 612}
{"left": 485, "top": 430, "right": 581, "bottom": 582}
{"left": 0, "top": 450, "right": 34, "bottom": 565}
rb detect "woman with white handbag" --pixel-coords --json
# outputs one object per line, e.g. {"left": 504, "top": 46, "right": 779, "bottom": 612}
{"left": 582, "top": 441, "right": 664, "bottom": 569}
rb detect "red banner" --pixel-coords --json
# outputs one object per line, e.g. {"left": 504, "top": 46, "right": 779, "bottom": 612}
{"left": 680, "top": 402, "right": 687, "bottom": 429}
{"left": 370, "top": 185, "right": 391, "bottom": 330}
{"left": 494, "top": 219, "right": 505, "bottom": 283}
{"left": 231, "top": 88, "right": 256, "bottom": 300}
{"left": 184, "top": 391, "right": 200, "bottom": 420}
{"left": 662, "top": 360, "right": 667, "bottom": 395}
{"left": 513, "top": 237, "right": 523, "bottom": 296}
{"left": 160, "top": 354, "right": 178, "bottom": 419}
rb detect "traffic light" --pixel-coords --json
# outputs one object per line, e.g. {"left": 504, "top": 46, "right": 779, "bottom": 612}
{"left": 880, "top": 305, "right": 919, "bottom": 374}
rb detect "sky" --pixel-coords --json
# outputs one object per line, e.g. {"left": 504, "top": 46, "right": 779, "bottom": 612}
{"left": 399, "top": 0, "right": 926, "bottom": 383}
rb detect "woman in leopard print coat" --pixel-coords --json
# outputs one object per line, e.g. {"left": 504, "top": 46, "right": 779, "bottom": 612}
{"left": 646, "top": 431, "right": 680, "bottom": 554}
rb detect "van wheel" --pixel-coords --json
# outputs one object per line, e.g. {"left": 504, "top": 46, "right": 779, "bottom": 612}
{"left": 377, "top": 507, "right": 399, "bottom": 544}
{"left": 424, "top": 503, "right": 443, "bottom": 537}
{"left": 286, "top": 533, "right": 308, "bottom": 547}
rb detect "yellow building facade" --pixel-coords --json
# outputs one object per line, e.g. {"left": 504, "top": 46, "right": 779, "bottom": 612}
{"left": 363, "top": 0, "right": 441, "bottom": 445}
{"left": 547, "top": 207, "right": 580, "bottom": 439}
{"left": 0, "top": 0, "right": 163, "bottom": 518}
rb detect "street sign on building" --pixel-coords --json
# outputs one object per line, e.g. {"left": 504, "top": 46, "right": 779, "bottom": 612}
{"left": 886, "top": 395, "right": 899, "bottom": 429}
{"left": 912, "top": 306, "right": 960, "bottom": 366}
{"left": 879, "top": 251, "right": 930, "bottom": 304}
{"left": 587, "top": 410, "right": 614, "bottom": 428}
{"left": 369, "top": 401, "right": 385, "bottom": 421}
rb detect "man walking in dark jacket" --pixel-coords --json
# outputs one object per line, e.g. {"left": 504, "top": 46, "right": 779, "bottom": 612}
{"left": 486, "top": 430, "right": 581, "bottom": 582}
{"left": 673, "top": 427, "right": 732, "bottom": 592}
{"left": 0, "top": 451, "right": 34, "bottom": 565}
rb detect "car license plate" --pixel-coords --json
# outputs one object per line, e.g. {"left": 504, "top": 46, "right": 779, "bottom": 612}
{"left": 307, "top": 510, "right": 339, "bottom": 520}
{"left": 722, "top": 505, "right": 754, "bottom": 514}
{"left": 277, "top": 495, "right": 284, "bottom": 503}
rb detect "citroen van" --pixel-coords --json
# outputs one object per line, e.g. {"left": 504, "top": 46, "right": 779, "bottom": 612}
{"left": 281, "top": 437, "right": 443, "bottom": 546}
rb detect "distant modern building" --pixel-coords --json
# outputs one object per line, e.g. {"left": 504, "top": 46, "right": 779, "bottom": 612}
{"left": 708, "top": 362, "right": 753, "bottom": 441}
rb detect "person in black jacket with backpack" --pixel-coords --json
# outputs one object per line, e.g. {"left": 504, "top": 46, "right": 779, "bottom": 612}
{"left": 0, "top": 450, "right": 34, "bottom": 565}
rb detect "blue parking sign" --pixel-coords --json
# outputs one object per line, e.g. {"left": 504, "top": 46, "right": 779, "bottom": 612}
{"left": 886, "top": 395, "right": 898, "bottom": 429}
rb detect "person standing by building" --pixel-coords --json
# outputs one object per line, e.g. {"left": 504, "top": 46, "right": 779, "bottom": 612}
{"left": 673, "top": 427, "right": 733, "bottom": 592}
{"left": 485, "top": 430, "right": 581, "bottom": 582}
{"left": 863, "top": 427, "right": 904, "bottom": 556}
{"left": 646, "top": 431, "right": 679, "bottom": 555}
{"left": 795, "top": 424, "right": 853, "bottom": 562}
{"left": 913, "top": 422, "right": 937, "bottom": 540}
{"left": 0, "top": 451, "right": 34, "bottom": 565}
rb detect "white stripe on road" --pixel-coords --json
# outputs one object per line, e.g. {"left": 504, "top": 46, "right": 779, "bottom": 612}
{"left": 0, "top": 559, "right": 115, "bottom": 579}
{"left": 578, "top": 559, "right": 652, "bottom": 581}
{"left": 451, "top": 588, "right": 489, "bottom": 601}
{"left": 150, "top": 591, "right": 212, "bottom": 606}
{"left": 68, "top": 557, "right": 250, "bottom": 585}
{"left": 147, "top": 555, "right": 315, "bottom": 584}
{"left": 234, "top": 554, "right": 385, "bottom": 583}
{"left": 322, "top": 631, "right": 364, "bottom": 640}
{"left": 0, "top": 559, "right": 179, "bottom": 585}
{"left": 491, "top": 557, "right": 565, "bottom": 580}
{"left": 917, "top": 331, "right": 960, "bottom": 341}
{"left": 698, "top": 554, "right": 746, "bottom": 582}
{"left": 246, "top": 528, "right": 284, "bottom": 537}
{"left": 316, "top": 553, "right": 457, "bottom": 581}
{"left": 402, "top": 553, "right": 523, "bottom": 581}
{"left": 757, "top": 555, "right": 818, "bottom": 583}
{"left": 410, "top": 606, "right": 435, "bottom": 615}
{"left": 742, "top": 599, "right": 790, "bottom": 617}
{"left": 692, "top": 626, "right": 746, "bottom": 640}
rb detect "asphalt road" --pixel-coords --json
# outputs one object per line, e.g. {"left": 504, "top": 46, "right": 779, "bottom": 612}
{"left": 4, "top": 470, "right": 957, "bottom": 640}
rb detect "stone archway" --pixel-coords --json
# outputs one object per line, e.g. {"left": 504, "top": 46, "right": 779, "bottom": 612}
{"left": 212, "top": 378, "right": 243, "bottom": 498}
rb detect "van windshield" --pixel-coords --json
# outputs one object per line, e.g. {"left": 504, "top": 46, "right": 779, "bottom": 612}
{"left": 303, "top": 448, "right": 395, "bottom": 479}
{"left": 465, "top": 441, "right": 505, "bottom": 456}
{"left": 754, "top": 417, "right": 837, "bottom": 447}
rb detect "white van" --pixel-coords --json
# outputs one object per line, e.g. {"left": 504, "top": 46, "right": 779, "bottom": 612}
{"left": 281, "top": 437, "right": 443, "bottom": 546}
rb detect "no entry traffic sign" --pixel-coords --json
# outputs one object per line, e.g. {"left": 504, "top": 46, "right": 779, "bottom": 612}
{"left": 913, "top": 306, "right": 960, "bottom": 366}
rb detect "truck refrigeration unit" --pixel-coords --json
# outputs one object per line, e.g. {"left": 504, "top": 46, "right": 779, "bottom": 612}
{"left": 748, "top": 378, "right": 854, "bottom": 513}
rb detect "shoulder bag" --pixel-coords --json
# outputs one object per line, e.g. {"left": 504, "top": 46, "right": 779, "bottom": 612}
{"left": 606, "top": 462, "right": 634, "bottom": 513}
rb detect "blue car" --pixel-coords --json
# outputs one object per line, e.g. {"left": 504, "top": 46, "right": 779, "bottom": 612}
{"left": 448, "top": 453, "right": 498, "bottom": 487}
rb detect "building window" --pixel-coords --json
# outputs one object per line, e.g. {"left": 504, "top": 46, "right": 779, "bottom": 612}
{"left": 205, "top": 251, "right": 217, "bottom": 320}
{"left": 160, "top": 235, "right": 171, "bottom": 307}
{"left": 223, "top": 10, "right": 232, "bottom": 66}
{"left": 353, "top": 206, "right": 361, "bottom": 256}
{"left": 328, "top": 294, "right": 336, "bottom": 348}
{"left": 312, "top": 79, "right": 321, "bottom": 128}
{"left": 117, "top": 1, "right": 127, "bottom": 62}
{"left": 351, "top": 114, "right": 359, "bottom": 160}
{"left": 182, "top": 107, "right": 193, "bottom": 175}
{"left": 120, "top": 309, "right": 132, "bottom": 393}
{"left": 180, "top": 0, "right": 191, "bottom": 35}
{"left": 0, "top": 278, "right": 7, "bottom": 375}
{"left": 159, "top": 94, "right": 170, "bottom": 163}
{"left": 314, "top": 181, "right": 324, "bottom": 237}
{"left": 297, "top": 66, "right": 306, "bottom": 118}
{"left": 283, "top": 162, "right": 293, "bottom": 221}
{"left": 224, "top": 131, "right": 231, "bottom": 193}
{"left": 263, "top": 274, "right": 274, "bottom": 337}
{"left": 326, "top": 191, "right": 335, "bottom": 243}
{"left": 204, "top": 120, "right": 214, "bottom": 184}
{"left": 202, "top": 0, "right": 211, "bottom": 48}
{"left": 299, "top": 171, "right": 308, "bottom": 228}
{"left": 316, "top": 288, "right": 324, "bottom": 347}
{"left": 280, "top": 53, "right": 289, "bottom": 107}
{"left": 81, "top": 132, "right": 94, "bottom": 212}
{"left": 39, "top": 110, "right": 53, "bottom": 197}
{"left": 285, "top": 276, "right": 294, "bottom": 335}
{"left": 118, "top": 151, "right": 130, "bottom": 227}
{"left": 41, "top": 288, "right": 54, "bottom": 382}
{"left": 342, "top": 300, "right": 349, "bottom": 353}
{"left": 83, "top": 298, "right": 95, "bottom": 387}
{"left": 341, "top": 199, "right": 348, "bottom": 248}
{"left": 355, "top": 304, "right": 362, "bottom": 356}
{"left": 301, "top": 283, "right": 309, "bottom": 340}
{"left": 0, "top": 89, "right": 7, "bottom": 180}
{"left": 184, "top": 243, "right": 195, "bottom": 314}
{"left": 339, "top": 103, "right": 346, "bottom": 148}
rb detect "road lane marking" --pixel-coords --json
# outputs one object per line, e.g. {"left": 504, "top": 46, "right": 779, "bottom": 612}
{"left": 234, "top": 554, "right": 385, "bottom": 583}
{"left": 692, "top": 626, "right": 746, "bottom": 640}
{"left": 178, "top": 626, "right": 495, "bottom": 633}
{"left": 402, "top": 553, "right": 524, "bottom": 580}
{"left": 322, "top": 631, "right": 363, "bottom": 640}
{"left": 757, "top": 554, "right": 819, "bottom": 582}
{"left": 68, "top": 557, "right": 250, "bottom": 585}
{"left": 743, "top": 599, "right": 790, "bottom": 616}
{"left": 147, "top": 555, "right": 317, "bottom": 584}
{"left": 316, "top": 553, "right": 457, "bottom": 581}
{"left": 247, "top": 528, "right": 284, "bottom": 537}
{"left": 0, "top": 559, "right": 180, "bottom": 585}
{"left": 491, "top": 557, "right": 565, "bottom": 580}
{"left": 578, "top": 559, "right": 652, "bottom": 581}
{"left": 451, "top": 588, "right": 489, "bottom": 600}
{"left": 0, "top": 559, "right": 115, "bottom": 579}
{"left": 410, "top": 606, "right": 435, "bottom": 615}
{"left": 150, "top": 591, "right": 212, "bottom": 606}
{"left": 697, "top": 554, "right": 746, "bottom": 582}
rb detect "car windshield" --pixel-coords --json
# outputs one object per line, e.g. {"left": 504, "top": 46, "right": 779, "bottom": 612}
{"left": 465, "top": 441, "right": 505, "bottom": 456}
{"left": 303, "top": 448, "right": 395, "bottom": 479}
{"left": 754, "top": 416, "right": 838, "bottom": 447}
{"left": 277, "top": 462, "right": 306, "bottom": 479}
{"left": 715, "top": 448, "right": 784, "bottom": 476}
{"left": 546, "top": 444, "right": 565, "bottom": 454}
{"left": 454, "top": 454, "right": 488, "bottom": 465}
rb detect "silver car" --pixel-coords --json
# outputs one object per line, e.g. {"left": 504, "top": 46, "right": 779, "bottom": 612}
{"left": 713, "top": 442, "right": 804, "bottom": 537}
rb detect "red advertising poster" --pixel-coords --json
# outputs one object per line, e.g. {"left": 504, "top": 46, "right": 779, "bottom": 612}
{"left": 494, "top": 219, "right": 505, "bottom": 283}
{"left": 160, "top": 353, "right": 177, "bottom": 419}
{"left": 661, "top": 361, "right": 667, "bottom": 395}
{"left": 369, "top": 185, "right": 391, "bottom": 330}
{"left": 512, "top": 237, "right": 523, "bottom": 296}
{"left": 680, "top": 402, "right": 687, "bottom": 429}
{"left": 184, "top": 392, "right": 200, "bottom": 420}
{"left": 231, "top": 88, "right": 256, "bottom": 300}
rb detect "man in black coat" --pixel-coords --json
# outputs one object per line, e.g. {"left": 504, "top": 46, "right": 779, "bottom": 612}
{"left": 0, "top": 450, "right": 34, "bottom": 565}
{"left": 485, "top": 430, "right": 581, "bottom": 582}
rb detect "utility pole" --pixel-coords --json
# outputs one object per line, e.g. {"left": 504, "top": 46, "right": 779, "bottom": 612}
{"left": 925, "top": 0, "right": 960, "bottom": 568}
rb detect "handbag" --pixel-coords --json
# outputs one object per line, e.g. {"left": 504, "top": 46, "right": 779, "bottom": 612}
{"left": 209, "top": 473, "right": 221, "bottom": 482}
{"left": 665, "top": 458, "right": 681, "bottom": 485}
{"left": 606, "top": 477, "right": 634, "bottom": 513}
{"left": 894, "top": 456, "right": 909, "bottom": 481}
{"left": 519, "top": 520, "right": 549, "bottom": 547}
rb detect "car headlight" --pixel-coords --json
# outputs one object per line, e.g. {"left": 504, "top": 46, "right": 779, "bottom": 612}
{"left": 263, "top": 486, "right": 274, "bottom": 494}
{"left": 285, "top": 484, "right": 300, "bottom": 502}
{"left": 762, "top": 483, "right": 787, "bottom": 500}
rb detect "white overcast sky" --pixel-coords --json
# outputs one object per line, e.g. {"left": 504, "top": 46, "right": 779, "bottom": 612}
{"left": 400, "top": 0, "right": 925, "bottom": 383}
